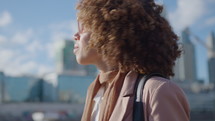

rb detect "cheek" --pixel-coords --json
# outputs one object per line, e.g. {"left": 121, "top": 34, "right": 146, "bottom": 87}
{"left": 80, "top": 33, "right": 90, "bottom": 48}
{"left": 79, "top": 35, "right": 90, "bottom": 55}
{"left": 75, "top": 32, "right": 95, "bottom": 65}
{"left": 76, "top": 48, "right": 100, "bottom": 65}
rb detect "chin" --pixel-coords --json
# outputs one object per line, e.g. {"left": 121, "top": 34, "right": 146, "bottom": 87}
{"left": 76, "top": 57, "right": 91, "bottom": 65}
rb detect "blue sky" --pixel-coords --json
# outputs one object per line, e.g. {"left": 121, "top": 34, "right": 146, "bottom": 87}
{"left": 0, "top": 0, "right": 215, "bottom": 83}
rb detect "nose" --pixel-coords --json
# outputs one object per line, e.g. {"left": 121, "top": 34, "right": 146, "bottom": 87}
{"left": 73, "top": 32, "right": 80, "bottom": 41}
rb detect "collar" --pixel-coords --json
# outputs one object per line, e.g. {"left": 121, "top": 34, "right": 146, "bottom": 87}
{"left": 98, "top": 70, "right": 118, "bottom": 84}
{"left": 121, "top": 71, "right": 138, "bottom": 97}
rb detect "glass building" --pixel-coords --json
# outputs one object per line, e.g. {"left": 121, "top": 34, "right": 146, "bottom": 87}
{"left": 207, "top": 32, "right": 215, "bottom": 85}
{"left": 58, "top": 74, "right": 95, "bottom": 103}
{"left": 27, "top": 78, "right": 57, "bottom": 102}
{"left": 0, "top": 73, "right": 57, "bottom": 102}
{"left": 174, "top": 28, "right": 197, "bottom": 82}
{"left": 3, "top": 75, "right": 38, "bottom": 102}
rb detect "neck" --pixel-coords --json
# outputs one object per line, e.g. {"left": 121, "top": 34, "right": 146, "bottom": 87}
{"left": 95, "top": 61, "right": 118, "bottom": 73}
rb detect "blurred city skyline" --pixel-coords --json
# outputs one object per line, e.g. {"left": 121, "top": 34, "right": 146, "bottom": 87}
{"left": 0, "top": 0, "right": 215, "bottom": 83}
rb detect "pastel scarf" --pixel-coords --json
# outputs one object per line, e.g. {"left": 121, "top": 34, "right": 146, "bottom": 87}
{"left": 81, "top": 71, "right": 127, "bottom": 121}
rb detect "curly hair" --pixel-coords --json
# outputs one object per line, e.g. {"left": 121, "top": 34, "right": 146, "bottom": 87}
{"left": 76, "top": 0, "right": 181, "bottom": 77}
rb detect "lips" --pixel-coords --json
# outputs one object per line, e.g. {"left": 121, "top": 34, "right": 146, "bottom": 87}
{"left": 73, "top": 44, "right": 79, "bottom": 54}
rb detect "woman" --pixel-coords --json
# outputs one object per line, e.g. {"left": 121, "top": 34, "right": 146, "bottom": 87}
{"left": 73, "top": 0, "right": 190, "bottom": 121}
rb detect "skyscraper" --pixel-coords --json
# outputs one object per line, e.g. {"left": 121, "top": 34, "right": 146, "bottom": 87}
{"left": 57, "top": 75, "right": 94, "bottom": 103}
{"left": 207, "top": 32, "right": 215, "bottom": 85}
{"left": 208, "top": 58, "right": 215, "bottom": 84}
{"left": 174, "top": 28, "right": 197, "bottom": 82}
{"left": 4, "top": 75, "right": 38, "bottom": 102}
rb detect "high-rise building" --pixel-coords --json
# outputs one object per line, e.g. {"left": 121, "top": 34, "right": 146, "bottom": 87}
{"left": 57, "top": 74, "right": 95, "bottom": 103}
{"left": 27, "top": 78, "right": 44, "bottom": 102}
{"left": 3, "top": 75, "right": 38, "bottom": 102}
{"left": 207, "top": 32, "right": 215, "bottom": 85}
{"left": 27, "top": 74, "right": 58, "bottom": 102}
{"left": 42, "top": 73, "right": 58, "bottom": 102}
{"left": 208, "top": 58, "right": 215, "bottom": 84}
{"left": 56, "top": 39, "right": 97, "bottom": 76}
{"left": 0, "top": 73, "right": 58, "bottom": 102}
{"left": 174, "top": 28, "right": 197, "bottom": 82}
{"left": 207, "top": 32, "right": 215, "bottom": 58}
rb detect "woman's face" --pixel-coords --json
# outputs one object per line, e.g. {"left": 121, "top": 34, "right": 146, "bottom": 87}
{"left": 73, "top": 21, "right": 101, "bottom": 65}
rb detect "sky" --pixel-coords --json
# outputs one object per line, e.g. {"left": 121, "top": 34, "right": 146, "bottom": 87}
{"left": 0, "top": 0, "right": 215, "bottom": 83}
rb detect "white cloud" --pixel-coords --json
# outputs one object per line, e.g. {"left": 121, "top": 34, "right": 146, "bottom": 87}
{"left": 37, "top": 65, "right": 53, "bottom": 76}
{"left": 12, "top": 29, "right": 33, "bottom": 44}
{"left": 0, "top": 35, "right": 7, "bottom": 44}
{"left": 18, "top": 61, "right": 38, "bottom": 73}
{"left": 45, "top": 43, "right": 55, "bottom": 59}
{"left": 0, "top": 44, "right": 43, "bottom": 76}
{"left": 0, "top": 49, "right": 15, "bottom": 68}
{"left": 46, "top": 20, "right": 77, "bottom": 59}
{"left": 204, "top": 17, "right": 215, "bottom": 26}
{"left": 4, "top": 61, "right": 36, "bottom": 76}
{"left": 0, "top": 54, "right": 53, "bottom": 76}
{"left": 0, "top": 11, "right": 12, "bottom": 27}
{"left": 0, "top": 19, "right": 76, "bottom": 76}
{"left": 46, "top": 34, "right": 68, "bottom": 59}
{"left": 169, "top": 0, "right": 206, "bottom": 32}
{"left": 26, "top": 40, "right": 44, "bottom": 53}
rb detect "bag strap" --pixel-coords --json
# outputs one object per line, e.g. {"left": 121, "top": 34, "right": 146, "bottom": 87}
{"left": 133, "top": 73, "right": 166, "bottom": 121}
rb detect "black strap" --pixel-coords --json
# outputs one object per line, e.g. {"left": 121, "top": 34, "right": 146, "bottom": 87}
{"left": 133, "top": 73, "right": 166, "bottom": 121}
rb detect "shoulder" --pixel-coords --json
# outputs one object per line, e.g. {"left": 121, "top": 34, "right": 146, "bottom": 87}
{"left": 143, "top": 76, "right": 189, "bottom": 108}
{"left": 143, "top": 77, "right": 190, "bottom": 121}
{"left": 144, "top": 76, "right": 184, "bottom": 96}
